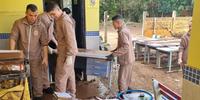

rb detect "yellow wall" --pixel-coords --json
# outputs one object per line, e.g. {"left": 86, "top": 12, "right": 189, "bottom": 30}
{"left": 0, "top": 0, "right": 43, "bottom": 33}
{"left": 85, "top": 0, "right": 99, "bottom": 31}
{"left": 183, "top": 80, "right": 200, "bottom": 100}
{"left": 187, "top": 0, "right": 200, "bottom": 69}
{"left": 183, "top": 0, "right": 200, "bottom": 100}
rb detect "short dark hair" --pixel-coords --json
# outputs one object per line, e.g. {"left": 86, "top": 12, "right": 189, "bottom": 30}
{"left": 45, "top": 1, "right": 59, "bottom": 12}
{"left": 26, "top": 4, "right": 38, "bottom": 12}
{"left": 62, "top": 8, "right": 71, "bottom": 14}
{"left": 112, "top": 14, "right": 123, "bottom": 21}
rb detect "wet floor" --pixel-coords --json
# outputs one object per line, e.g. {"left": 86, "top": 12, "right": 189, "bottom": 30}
{"left": 47, "top": 59, "right": 181, "bottom": 99}
{"left": 76, "top": 80, "right": 100, "bottom": 99}
{"left": 76, "top": 79, "right": 114, "bottom": 99}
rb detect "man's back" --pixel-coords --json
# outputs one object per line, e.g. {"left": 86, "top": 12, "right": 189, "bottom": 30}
{"left": 116, "top": 26, "right": 135, "bottom": 65}
{"left": 55, "top": 12, "right": 78, "bottom": 56}
{"left": 180, "top": 33, "right": 190, "bottom": 64}
{"left": 39, "top": 12, "right": 53, "bottom": 28}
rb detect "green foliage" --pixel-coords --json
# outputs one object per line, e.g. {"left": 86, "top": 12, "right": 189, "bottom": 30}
{"left": 100, "top": 0, "right": 193, "bottom": 22}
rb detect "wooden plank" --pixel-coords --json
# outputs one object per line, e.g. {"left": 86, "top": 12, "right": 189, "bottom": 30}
{"left": 160, "top": 89, "right": 177, "bottom": 100}
{"left": 0, "top": 50, "right": 24, "bottom": 60}
{"left": 77, "top": 49, "right": 112, "bottom": 59}
{"left": 156, "top": 47, "right": 179, "bottom": 53}
{"left": 159, "top": 84, "right": 181, "bottom": 100}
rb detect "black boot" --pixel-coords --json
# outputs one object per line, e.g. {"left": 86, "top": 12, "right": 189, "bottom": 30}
{"left": 126, "top": 90, "right": 132, "bottom": 94}
{"left": 43, "top": 87, "right": 54, "bottom": 94}
{"left": 127, "top": 87, "right": 133, "bottom": 90}
{"left": 43, "top": 87, "right": 58, "bottom": 100}
{"left": 126, "top": 87, "right": 133, "bottom": 94}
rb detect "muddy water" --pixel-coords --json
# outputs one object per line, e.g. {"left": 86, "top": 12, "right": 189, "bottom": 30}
{"left": 76, "top": 80, "right": 100, "bottom": 99}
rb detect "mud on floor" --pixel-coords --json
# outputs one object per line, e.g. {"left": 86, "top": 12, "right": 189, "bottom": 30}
{"left": 75, "top": 62, "right": 182, "bottom": 99}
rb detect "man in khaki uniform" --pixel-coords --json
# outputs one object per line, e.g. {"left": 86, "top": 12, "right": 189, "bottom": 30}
{"left": 109, "top": 15, "right": 135, "bottom": 93}
{"left": 38, "top": 9, "right": 58, "bottom": 82}
{"left": 10, "top": 4, "right": 49, "bottom": 100}
{"left": 178, "top": 21, "right": 192, "bottom": 67}
{"left": 38, "top": 11, "right": 57, "bottom": 46}
{"left": 46, "top": 2, "right": 78, "bottom": 97}
{"left": 62, "top": 7, "right": 76, "bottom": 29}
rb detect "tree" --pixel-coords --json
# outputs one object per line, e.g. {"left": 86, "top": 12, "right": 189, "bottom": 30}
{"left": 100, "top": 0, "right": 193, "bottom": 22}
{"left": 100, "top": 0, "right": 118, "bottom": 21}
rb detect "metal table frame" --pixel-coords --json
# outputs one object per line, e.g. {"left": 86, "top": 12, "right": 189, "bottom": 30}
{"left": 135, "top": 39, "right": 180, "bottom": 62}
{"left": 146, "top": 42, "right": 180, "bottom": 64}
{"left": 156, "top": 47, "right": 179, "bottom": 72}
{"left": 134, "top": 39, "right": 181, "bottom": 72}
{"left": 77, "top": 49, "right": 118, "bottom": 89}
{"left": 135, "top": 41, "right": 147, "bottom": 62}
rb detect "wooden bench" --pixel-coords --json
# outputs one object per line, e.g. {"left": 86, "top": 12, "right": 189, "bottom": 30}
{"left": 152, "top": 79, "right": 181, "bottom": 100}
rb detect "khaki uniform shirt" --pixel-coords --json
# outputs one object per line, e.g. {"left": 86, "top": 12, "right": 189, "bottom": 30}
{"left": 113, "top": 26, "right": 135, "bottom": 65}
{"left": 55, "top": 12, "right": 78, "bottom": 56}
{"left": 179, "top": 33, "right": 190, "bottom": 64}
{"left": 10, "top": 17, "right": 49, "bottom": 60}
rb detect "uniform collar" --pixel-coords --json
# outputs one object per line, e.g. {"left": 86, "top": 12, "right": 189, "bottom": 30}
{"left": 57, "top": 12, "right": 67, "bottom": 21}
{"left": 118, "top": 25, "right": 126, "bottom": 33}
{"left": 22, "top": 17, "right": 40, "bottom": 26}
{"left": 187, "top": 33, "right": 190, "bottom": 37}
{"left": 45, "top": 12, "right": 54, "bottom": 22}
{"left": 56, "top": 12, "right": 73, "bottom": 24}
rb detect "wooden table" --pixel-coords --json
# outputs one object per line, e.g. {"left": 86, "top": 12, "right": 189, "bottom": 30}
{"left": 0, "top": 50, "right": 24, "bottom": 60}
{"left": 77, "top": 49, "right": 111, "bottom": 59}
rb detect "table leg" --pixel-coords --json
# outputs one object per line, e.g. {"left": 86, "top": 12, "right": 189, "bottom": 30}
{"left": 135, "top": 44, "right": 139, "bottom": 59}
{"left": 144, "top": 45, "right": 147, "bottom": 63}
{"left": 109, "top": 61, "right": 113, "bottom": 89}
{"left": 168, "top": 52, "right": 173, "bottom": 72}
{"left": 156, "top": 50, "right": 161, "bottom": 68}
{"left": 147, "top": 47, "right": 150, "bottom": 64}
